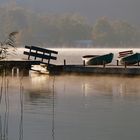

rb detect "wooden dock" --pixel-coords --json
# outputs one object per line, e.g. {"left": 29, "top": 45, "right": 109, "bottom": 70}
{"left": 1, "top": 46, "right": 140, "bottom": 76}
{"left": 0, "top": 46, "right": 59, "bottom": 76}
{"left": 0, "top": 59, "right": 41, "bottom": 76}
{"left": 0, "top": 59, "right": 40, "bottom": 68}
{"left": 48, "top": 64, "right": 140, "bottom": 75}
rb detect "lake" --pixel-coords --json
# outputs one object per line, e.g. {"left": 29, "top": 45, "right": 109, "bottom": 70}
{"left": 1, "top": 48, "right": 140, "bottom": 140}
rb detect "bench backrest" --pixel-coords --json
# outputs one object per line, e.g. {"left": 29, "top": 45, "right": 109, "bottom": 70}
{"left": 118, "top": 50, "right": 133, "bottom": 58}
{"left": 23, "top": 46, "right": 58, "bottom": 65}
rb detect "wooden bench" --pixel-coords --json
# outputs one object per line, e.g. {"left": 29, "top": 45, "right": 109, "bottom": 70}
{"left": 23, "top": 46, "right": 58, "bottom": 66}
{"left": 118, "top": 50, "right": 133, "bottom": 58}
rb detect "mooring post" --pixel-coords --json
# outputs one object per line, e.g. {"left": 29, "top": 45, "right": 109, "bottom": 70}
{"left": 83, "top": 60, "right": 85, "bottom": 66}
{"left": 117, "top": 60, "right": 119, "bottom": 66}
{"left": 125, "top": 62, "right": 127, "bottom": 68}
{"left": 103, "top": 61, "right": 105, "bottom": 68}
{"left": 64, "top": 59, "right": 66, "bottom": 66}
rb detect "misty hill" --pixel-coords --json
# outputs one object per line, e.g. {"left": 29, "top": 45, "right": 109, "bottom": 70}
{"left": 16, "top": 0, "right": 140, "bottom": 26}
{"left": 1, "top": 0, "right": 140, "bottom": 26}
{"left": 0, "top": 1, "right": 140, "bottom": 47}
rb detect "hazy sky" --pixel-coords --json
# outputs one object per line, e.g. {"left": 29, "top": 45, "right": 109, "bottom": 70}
{"left": 1, "top": 0, "right": 140, "bottom": 24}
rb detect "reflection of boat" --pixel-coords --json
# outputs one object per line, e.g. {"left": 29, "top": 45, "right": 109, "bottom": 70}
{"left": 120, "top": 53, "right": 140, "bottom": 65}
{"left": 82, "top": 53, "right": 114, "bottom": 65}
{"left": 31, "top": 65, "right": 49, "bottom": 74}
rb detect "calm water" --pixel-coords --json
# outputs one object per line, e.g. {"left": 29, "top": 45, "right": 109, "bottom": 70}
{"left": 1, "top": 48, "right": 140, "bottom": 140}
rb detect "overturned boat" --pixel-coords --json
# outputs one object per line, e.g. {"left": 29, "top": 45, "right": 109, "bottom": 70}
{"left": 120, "top": 53, "right": 140, "bottom": 65}
{"left": 82, "top": 53, "right": 114, "bottom": 65}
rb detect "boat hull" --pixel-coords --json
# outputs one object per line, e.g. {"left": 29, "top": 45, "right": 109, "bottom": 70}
{"left": 85, "top": 53, "right": 114, "bottom": 65}
{"left": 120, "top": 53, "right": 140, "bottom": 65}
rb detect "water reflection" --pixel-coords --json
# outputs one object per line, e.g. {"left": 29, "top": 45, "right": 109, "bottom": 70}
{"left": 2, "top": 48, "right": 140, "bottom": 140}
{"left": 24, "top": 74, "right": 54, "bottom": 106}
{"left": 0, "top": 73, "right": 140, "bottom": 140}
{"left": 19, "top": 80, "right": 23, "bottom": 140}
{"left": 80, "top": 76, "right": 140, "bottom": 98}
{"left": 0, "top": 74, "right": 57, "bottom": 140}
{"left": 24, "top": 74, "right": 56, "bottom": 140}
{"left": 51, "top": 75, "right": 140, "bottom": 140}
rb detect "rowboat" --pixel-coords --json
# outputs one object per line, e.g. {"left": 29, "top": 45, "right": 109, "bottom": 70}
{"left": 120, "top": 53, "right": 140, "bottom": 65}
{"left": 82, "top": 53, "right": 114, "bottom": 65}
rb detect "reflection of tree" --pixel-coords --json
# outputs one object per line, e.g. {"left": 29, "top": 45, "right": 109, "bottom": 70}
{"left": 25, "top": 89, "right": 52, "bottom": 102}
{"left": 0, "top": 72, "right": 24, "bottom": 140}
{"left": 0, "top": 72, "right": 9, "bottom": 140}
{"left": 0, "top": 116, "right": 2, "bottom": 140}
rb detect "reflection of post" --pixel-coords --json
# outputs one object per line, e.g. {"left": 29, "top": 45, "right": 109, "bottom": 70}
{"left": 19, "top": 80, "right": 23, "bottom": 140}
{"left": 0, "top": 116, "right": 2, "bottom": 140}
{"left": 0, "top": 71, "right": 4, "bottom": 140}
{"left": 3, "top": 77, "right": 9, "bottom": 140}
{"left": 52, "top": 76, "right": 55, "bottom": 140}
{"left": 82, "top": 83, "right": 88, "bottom": 109}
{"left": 12, "top": 67, "right": 19, "bottom": 77}
{"left": 118, "top": 83, "right": 126, "bottom": 97}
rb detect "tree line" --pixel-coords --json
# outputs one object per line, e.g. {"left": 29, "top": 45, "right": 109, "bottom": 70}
{"left": 0, "top": 6, "right": 140, "bottom": 47}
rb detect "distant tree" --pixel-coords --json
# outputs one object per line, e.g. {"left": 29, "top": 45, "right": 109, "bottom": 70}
{"left": 0, "top": 5, "right": 140, "bottom": 47}
{"left": 92, "top": 17, "right": 140, "bottom": 46}
{"left": 112, "top": 20, "right": 140, "bottom": 46}
{"left": 92, "top": 17, "right": 114, "bottom": 46}
{"left": 39, "top": 14, "right": 91, "bottom": 45}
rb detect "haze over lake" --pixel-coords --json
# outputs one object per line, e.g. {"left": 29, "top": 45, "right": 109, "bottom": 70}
{"left": 0, "top": 0, "right": 140, "bottom": 139}
{"left": 0, "top": 48, "right": 140, "bottom": 140}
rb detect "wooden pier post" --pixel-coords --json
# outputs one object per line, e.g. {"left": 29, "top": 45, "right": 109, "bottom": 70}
{"left": 103, "top": 61, "right": 106, "bottom": 68}
{"left": 125, "top": 62, "right": 127, "bottom": 68}
{"left": 117, "top": 60, "right": 119, "bottom": 66}
{"left": 64, "top": 59, "right": 66, "bottom": 66}
{"left": 83, "top": 60, "right": 85, "bottom": 66}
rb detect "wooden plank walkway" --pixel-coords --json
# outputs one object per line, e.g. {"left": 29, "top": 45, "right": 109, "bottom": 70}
{"left": 0, "top": 59, "right": 41, "bottom": 76}
{"left": 48, "top": 64, "right": 140, "bottom": 75}
{"left": 1, "top": 46, "right": 140, "bottom": 76}
{"left": 0, "top": 59, "right": 40, "bottom": 68}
